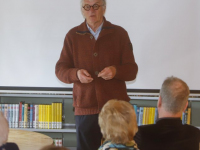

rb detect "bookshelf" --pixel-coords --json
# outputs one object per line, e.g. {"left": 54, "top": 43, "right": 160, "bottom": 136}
{"left": 129, "top": 92, "right": 200, "bottom": 128}
{"left": 0, "top": 90, "right": 200, "bottom": 148}
{"left": 0, "top": 92, "right": 76, "bottom": 148}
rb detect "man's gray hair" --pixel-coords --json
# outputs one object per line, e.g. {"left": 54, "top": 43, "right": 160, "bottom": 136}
{"left": 160, "top": 76, "right": 190, "bottom": 114}
{"left": 80, "top": 0, "right": 106, "bottom": 9}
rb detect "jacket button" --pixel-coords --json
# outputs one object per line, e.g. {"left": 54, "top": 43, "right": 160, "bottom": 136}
{"left": 93, "top": 52, "right": 98, "bottom": 57}
{"left": 90, "top": 35, "right": 93, "bottom": 39}
{"left": 95, "top": 71, "right": 99, "bottom": 75}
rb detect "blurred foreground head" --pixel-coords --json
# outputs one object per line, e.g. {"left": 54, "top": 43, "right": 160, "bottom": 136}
{"left": 0, "top": 112, "right": 9, "bottom": 146}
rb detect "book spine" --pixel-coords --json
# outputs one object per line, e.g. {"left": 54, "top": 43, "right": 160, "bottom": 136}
{"left": 133, "top": 104, "right": 137, "bottom": 116}
{"left": 43, "top": 105, "right": 45, "bottom": 129}
{"left": 39, "top": 105, "right": 42, "bottom": 129}
{"left": 42, "top": 105, "right": 45, "bottom": 129}
{"left": 138, "top": 107, "right": 144, "bottom": 126}
{"left": 52, "top": 103, "right": 55, "bottom": 129}
{"left": 22, "top": 103, "right": 25, "bottom": 128}
{"left": 56, "top": 103, "right": 58, "bottom": 129}
{"left": 15, "top": 104, "right": 19, "bottom": 128}
{"left": 41, "top": 105, "right": 43, "bottom": 129}
{"left": 148, "top": 107, "right": 152, "bottom": 124}
{"left": 58, "top": 103, "right": 62, "bottom": 129}
{"left": 29, "top": 104, "right": 32, "bottom": 128}
{"left": 12, "top": 104, "right": 15, "bottom": 128}
{"left": 33, "top": 104, "right": 35, "bottom": 128}
{"left": 35, "top": 105, "right": 39, "bottom": 129}
{"left": 4, "top": 104, "right": 8, "bottom": 121}
{"left": 55, "top": 139, "right": 59, "bottom": 146}
{"left": 45, "top": 105, "right": 48, "bottom": 129}
{"left": 154, "top": 108, "right": 158, "bottom": 124}
{"left": 136, "top": 107, "right": 140, "bottom": 124}
{"left": 47, "top": 105, "right": 49, "bottom": 129}
{"left": 151, "top": 107, "right": 155, "bottom": 124}
{"left": 18, "top": 102, "right": 22, "bottom": 128}
{"left": 42, "top": 104, "right": 45, "bottom": 129}
{"left": 187, "top": 108, "right": 191, "bottom": 125}
{"left": 58, "top": 139, "right": 62, "bottom": 147}
{"left": 8, "top": 104, "right": 11, "bottom": 128}
{"left": 55, "top": 103, "right": 57, "bottom": 129}
{"left": 146, "top": 107, "right": 150, "bottom": 125}
{"left": 182, "top": 111, "right": 185, "bottom": 124}
{"left": 27, "top": 104, "right": 30, "bottom": 128}
{"left": 24, "top": 104, "right": 28, "bottom": 128}
{"left": 49, "top": 105, "right": 52, "bottom": 129}
{"left": 184, "top": 108, "right": 188, "bottom": 125}
{"left": 142, "top": 107, "right": 147, "bottom": 125}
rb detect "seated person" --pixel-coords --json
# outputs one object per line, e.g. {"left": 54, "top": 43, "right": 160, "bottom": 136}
{"left": 0, "top": 112, "right": 19, "bottom": 150}
{"left": 134, "top": 76, "right": 200, "bottom": 150}
{"left": 98, "top": 99, "right": 139, "bottom": 150}
{"left": 40, "top": 145, "right": 69, "bottom": 150}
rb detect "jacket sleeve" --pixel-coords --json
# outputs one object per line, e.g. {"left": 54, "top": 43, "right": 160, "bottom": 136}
{"left": 114, "top": 31, "right": 138, "bottom": 81}
{"left": 134, "top": 130, "right": 142, "bottom": 149}
{"left": 55, "top": 33, "right": 79, "bottom": 84}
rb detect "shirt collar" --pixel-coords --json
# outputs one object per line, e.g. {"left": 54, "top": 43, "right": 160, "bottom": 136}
{"left": 86, "top": 21, "right": 104, "bottom": 34}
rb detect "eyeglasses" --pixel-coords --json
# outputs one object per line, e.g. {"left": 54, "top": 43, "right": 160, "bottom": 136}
{"left": 82, "top": 4, "right": 104, "bottom": 11}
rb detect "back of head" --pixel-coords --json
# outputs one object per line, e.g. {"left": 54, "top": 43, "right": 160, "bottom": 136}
{"left": 99, "top": 99, "right": 138, "bottom": 144}
{"left": 0, "top": 112, "right": 9, "bottom": 146}
{"left": 40, "top": 145, "right": 70, "bottom": 150}
{"left": 160, "top": 76, "right": 190, "bottom": 114}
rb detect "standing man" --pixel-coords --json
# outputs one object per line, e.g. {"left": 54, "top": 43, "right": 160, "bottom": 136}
{"left": 55, "top": 0, "right": 138, "bottom": 150}
{"left": 134, "top": 76, "right": 200, "bottom": 150}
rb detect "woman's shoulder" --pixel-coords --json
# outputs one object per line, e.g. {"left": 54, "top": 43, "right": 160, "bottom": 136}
{"left": 99, "top": 140, "right": 140, "bottom": 150}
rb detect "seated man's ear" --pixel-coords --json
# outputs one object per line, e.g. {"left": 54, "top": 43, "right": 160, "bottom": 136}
{"left": 157, "top": 96, "right": 162, "bottom": 108}
{"left": 183, "top": 101, "right": 188, "bottom": 112}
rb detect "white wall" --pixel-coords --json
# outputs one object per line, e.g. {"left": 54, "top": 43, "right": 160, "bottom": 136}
{"left": 0, "top": 0, "right": 199, "bottom": 90}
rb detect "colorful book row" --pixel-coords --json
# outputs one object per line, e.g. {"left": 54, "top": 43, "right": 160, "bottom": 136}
{"left": 0, "top": 102, "right": 62, "bottom": 129}
{"left": 0, "top": 104, "right": 19, "bottom": 128}
{"left": 182, "top": 107, "right": 191, "bottom": 125}
{"left": 132, "top": 105, "right": 191, "bottom": 126}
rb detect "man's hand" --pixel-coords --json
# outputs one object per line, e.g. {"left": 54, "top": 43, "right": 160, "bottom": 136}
{"left": 77, "top": 69, "right": 93, "bottom": 83}
{"left": 98, "top": 66, "right": 116, "bottom": 80}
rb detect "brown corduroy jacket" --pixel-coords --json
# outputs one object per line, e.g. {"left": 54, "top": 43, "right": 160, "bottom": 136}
{"left": 55, "top": 18, "right": 138, "bottom": 115}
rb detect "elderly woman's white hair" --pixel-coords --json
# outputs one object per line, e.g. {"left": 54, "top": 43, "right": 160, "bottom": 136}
{"left": 0, "top": 112, "right": 9, "bottom": 146}
{"left": 99, "top": 99, "right": 138, "bottom": 144}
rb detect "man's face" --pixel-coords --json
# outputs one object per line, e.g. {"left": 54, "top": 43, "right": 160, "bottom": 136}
{"left": 82, "top": 0, "right": 105, "bottom": 25}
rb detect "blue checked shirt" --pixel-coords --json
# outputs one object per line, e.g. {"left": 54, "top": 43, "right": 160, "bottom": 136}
{"left": 86, "top": 22, "right": 104, "bottom": 40}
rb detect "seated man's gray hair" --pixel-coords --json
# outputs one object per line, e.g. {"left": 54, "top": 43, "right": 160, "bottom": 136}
{"left": 160, "top": 76, "right": 190, "bottom": 114}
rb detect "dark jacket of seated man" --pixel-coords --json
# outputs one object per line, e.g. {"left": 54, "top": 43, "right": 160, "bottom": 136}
{"left": 134, "top": 76, "right": 200, "bottom": 150}
{"left": 0, "top": 142, "right": 19, "bottom": 150}
{"left": 134, "top": 117, "right": 200, "bottom": 150}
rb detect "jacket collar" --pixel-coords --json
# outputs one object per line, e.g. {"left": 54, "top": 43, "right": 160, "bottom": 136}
{"left": 76, "top": 17, "right": 114, "bottom": 38}
{"left": 156, "top": 117, "right": 182, "bottom": 127}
